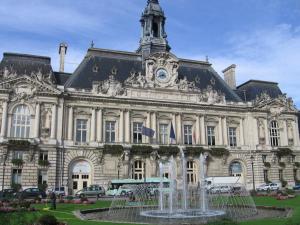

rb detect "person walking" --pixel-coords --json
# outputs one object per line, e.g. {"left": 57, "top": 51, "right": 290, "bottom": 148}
{"left": 50, "top": 191, "right": 56, "bottom": 210}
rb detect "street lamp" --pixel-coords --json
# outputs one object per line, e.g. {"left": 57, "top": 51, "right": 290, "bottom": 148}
{"left": 1, "top": 153, "right": 7, "bottom": 191}
{"left": 250, "top": 155, "right": 255, "bottom": 191}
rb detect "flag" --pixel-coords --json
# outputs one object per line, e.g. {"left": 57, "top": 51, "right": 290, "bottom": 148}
{"left": 142, "top": 126, "right": 155, "bottom": 138}
{"left": 170, "top": 122, "right": 176, "bottom": 144}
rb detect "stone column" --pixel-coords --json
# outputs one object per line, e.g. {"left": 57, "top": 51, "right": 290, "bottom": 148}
{"left": 34, "top": 103, "right": 40, "bottom": 138}
{"left": 119, "top": 110, "right": 124, "bottom": 143}
{"left": 176, "top": 113, "right": 182, "bottom": 144}
{"left": 67, "top": 106, "right": 73, "bottom": 141}
{"left": 125, "top": 110, "right": 131, "bottom": 143}
{"left": 96, "top": 108, "right": 103, "bottom": 142}
{"left": 264, "top": 119, "right": 270, "bottom": 146}
{"left": 200, "top": 115, "right": 206, "bottom": 145}
{"left": 50, "top": 104, "right": 57, "bottom": 139}
{"left": 151, "top": 112, "right": 157, "bottom": 143}
{"left": 282, "top": 120, "right": 288, "bottom": 146}
{"left": 218, "top": 117, "right": 223, "bottom": 145}
{"left": 0, "top": 101, "right": 8, "bottom": 138}
{"left": 195, "top": 115, "right": 200, "bottom": 145}
{"left": 239, "top": 118, "right": 245, "bottom": 146}
{"left": 292, "top": 120, "right": 299, "bottom": 146}
{"left": 146, "top": 112, "right": 151, "bottom": 143}
{"left": 222, "top": 117, "right": 228, "bottom": 146}
{"left": 90, "top": 108, "right": 96, "bottom": 142}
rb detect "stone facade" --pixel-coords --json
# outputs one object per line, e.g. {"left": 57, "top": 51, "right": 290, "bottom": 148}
{"left": 0, "top": 0, "right": 299, "bottom": 194}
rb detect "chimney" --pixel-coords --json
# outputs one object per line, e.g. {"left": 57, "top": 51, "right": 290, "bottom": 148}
{"left": 222, "top": 64, "right": 236, "bottom": 89}
{"left": 59, "top": 42, "right": 68, "bottom": 72}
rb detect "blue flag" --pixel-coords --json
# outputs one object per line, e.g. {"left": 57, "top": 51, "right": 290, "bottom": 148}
{"left": 142, "top": 126, "right": 155, "bottom": 138}
{"left": 170, "top": 122, "right": 176, "bottom": 144}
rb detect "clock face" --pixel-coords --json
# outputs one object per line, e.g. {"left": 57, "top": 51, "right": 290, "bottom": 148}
{"left": 156, "top": 68, "right": 169, "bottom": 82}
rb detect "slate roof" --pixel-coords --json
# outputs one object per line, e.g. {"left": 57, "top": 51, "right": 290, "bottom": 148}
{"left": 298, "top": 112, "right": 300, "bottom": 137}
{"left": 235, "top": 80, "right": 283, "bottom": 102}
{"left": 0, "top": 52, "right": 53, "bottom": 76}
{"left": 54, "top": 72, "right": 71, "bottom": 85}
{"left": 65, "top": 48, "right": 242, "bottom": 102}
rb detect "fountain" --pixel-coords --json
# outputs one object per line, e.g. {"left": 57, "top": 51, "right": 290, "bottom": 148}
{"left": 140, "top": 150, "right": 226, "bottom": 220}
{"left": 101, "top": 149, "right": 257, "bottom": 224}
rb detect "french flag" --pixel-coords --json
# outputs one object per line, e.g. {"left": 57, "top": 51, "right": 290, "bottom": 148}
{"left": 170, "top": 122, "right": 176, "bottom": 144}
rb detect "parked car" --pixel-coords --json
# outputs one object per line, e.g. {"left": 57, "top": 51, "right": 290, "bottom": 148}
{"left": 54, "top": 187, "right": 66, "bottom": 197}
{"left": 256, "top": 183, "right": 280, "bottom": 191}
{"left": 75, "top": 185, "right": 105, "bottom": 198}
{"left": 0, "top": 189, "right": 16, "bottom": 199}
{"left": 15, "top": 188, "right": 47, "bottom": 199}
{"left": 293, "top": 184, "right": 300, "bottom": 190}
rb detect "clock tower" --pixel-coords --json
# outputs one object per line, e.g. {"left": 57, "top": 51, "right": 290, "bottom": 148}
{"left": 137, "top": 0, "right": 171, "bottom": 60}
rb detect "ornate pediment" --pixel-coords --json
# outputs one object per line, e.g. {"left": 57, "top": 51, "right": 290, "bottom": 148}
{"left": 0, "top": 75, "right": 61, "bottom": 102}
{"left": 253, "top": 92, "right": 297, "bottom": 115}
{"left": 92, "top": 68, "right": 126, "bottom": 97}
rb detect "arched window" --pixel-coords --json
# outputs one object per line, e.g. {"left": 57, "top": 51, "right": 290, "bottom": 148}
{"left": 269, "top": 120, "right": 280, "bottom": 147}
{"left": 187, "top": 161, "right": 197, "bottom": 184}
{"left": 133, "top": 160, "right": 144, "bottom": 180}
{"left": 152, "top": 22, "right": 159, "bottom": 37}
{"left": 229, "top": 162, "right": 242, "bottom": 176}
{"left": 11, "top": 105, "right": 31, "bottom": 138}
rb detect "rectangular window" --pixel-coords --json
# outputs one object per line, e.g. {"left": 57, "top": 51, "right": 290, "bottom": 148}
{"left": 76, "top": 119, "right": 88, "bottom": 143}
{"left": 12, "top": 169, "right": 22, "bottom": 184}
{"left": 13, "top": 151, "right": 23, "bottom": 160}
{"left": 39, "top": 152, "right": 48, "bottom": 161}
{"left": 262, "top": 155, "right": 267, "bottom": 163}
{"left": 73, "top": 181, "right": 78, "bottom": 190}
{"left": 159, "top": 124, "right": 169, "bottom": 144}
{"left": 38, "top": 170, "right": 48, "bottom": 185}
{"left": 279, "top": 169, "right": 283, "bottom": 180}
{"left": 133, "top": 122, "right": 143, "bottom": 144}
{"left": 263, "top": 170, "right": 269, "bottom": 183}
{"left": 228, "top": 127, "right": 237, "bottom": 147}
{"left": 207, "top": 126, "right": 216, "bottom": 146}
{"left": 184, "top": 125, "right": 193, "bottom": 145}
{"left": 105, "top": 121, "right": 116, "bottom": 143}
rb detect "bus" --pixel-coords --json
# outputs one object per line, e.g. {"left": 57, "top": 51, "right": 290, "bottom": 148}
{"left": 106, "top": 177, "right": 170, "bottom": 196}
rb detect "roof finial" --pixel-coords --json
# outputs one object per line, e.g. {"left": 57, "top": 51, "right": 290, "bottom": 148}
{"left": 90, "top": 40, "right": 94, "bottom": 48}
{"left": 148, "top": 0, "right": 159, "bottom": 4}
{"left": 206, "top": 55, "right": 209, "bottom": 63}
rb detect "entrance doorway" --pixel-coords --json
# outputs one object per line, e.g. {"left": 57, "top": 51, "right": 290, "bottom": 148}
{"left": 70, "top": 160, "right": 92, "bottom": 194}
{"left": 229, "top": 161, "right": 244, "bottom": 184}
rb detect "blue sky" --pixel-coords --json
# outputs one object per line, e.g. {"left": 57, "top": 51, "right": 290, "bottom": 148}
{"left": 0, "top": 0, "right": 299, "bottom": 107}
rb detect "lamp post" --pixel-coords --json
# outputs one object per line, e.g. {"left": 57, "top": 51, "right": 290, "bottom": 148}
{"left": 1, "top": 153, "right": 7, "bottom": 191}
{"left": 250, "top": 155, "right": 255, "bottom": 191}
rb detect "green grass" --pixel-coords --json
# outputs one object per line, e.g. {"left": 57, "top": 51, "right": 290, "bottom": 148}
{"left": 7, "top": 196, "right": 300, "bottom": 225}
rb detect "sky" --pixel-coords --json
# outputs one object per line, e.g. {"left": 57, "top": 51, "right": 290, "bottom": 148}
{"left": 0, "top": 0, "right": 299, "bottom": 107}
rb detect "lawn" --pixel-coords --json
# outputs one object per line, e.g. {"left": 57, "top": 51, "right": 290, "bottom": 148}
{"left": 19, "top": 196, "right": 300, "bottom": 225}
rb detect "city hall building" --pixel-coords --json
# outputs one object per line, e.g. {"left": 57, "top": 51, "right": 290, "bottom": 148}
{"left": 0, "top": 0, "right": 299, "bottom": 194}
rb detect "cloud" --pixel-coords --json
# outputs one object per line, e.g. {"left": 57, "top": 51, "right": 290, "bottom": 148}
{"left": 188, "top": 24, "right": 300, "bottom": 108}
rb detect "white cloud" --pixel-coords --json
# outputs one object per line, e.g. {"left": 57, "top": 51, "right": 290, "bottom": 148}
{"left": 187, "top": 24, "right": 300, "bottom": 108}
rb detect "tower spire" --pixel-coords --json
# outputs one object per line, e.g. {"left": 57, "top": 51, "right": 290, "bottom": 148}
{"left": 137, "top": 0, "right": 170, "bottom": 59}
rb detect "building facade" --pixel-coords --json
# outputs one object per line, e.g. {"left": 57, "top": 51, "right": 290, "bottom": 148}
{"left": 0, "top": 0, "right": 299, "bottom": 194}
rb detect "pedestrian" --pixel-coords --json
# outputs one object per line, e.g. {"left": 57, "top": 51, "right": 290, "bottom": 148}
{"left": 50, "top": 191, "right": 56, "bottom": 210}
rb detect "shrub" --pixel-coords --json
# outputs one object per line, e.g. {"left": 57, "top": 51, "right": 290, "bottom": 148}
{"left": 37, "top": 214, "right": 58, "bottom": 225}
{"left": 286, "top": 189, "right": 295, "bottom": 195}
{"left": 103, "top": 144, "right": 123, "bottom": 154}
{"left": 279, "top": 162, "right": 286, "bottom": 168}
{"left": 281, "top": 179, "right": 288, "bottom": 187}
{"left": 38, "top": 159, "right": 50, "bottom": 167}
{"left": 294, "top": 162, "right": 300, "bottom": 168}
{"left": 38, "top": 183, "right": 48, "bottom": 191}
{"left": 11, "top": 183, "right": 22, "bottom": 192}
{"left": 131, "top": 145, "right": 153, "bottom": 153}
{"left": 207, "top": 218, "right": 238, "bottom": 225}
{"left": 210, "top": 148, "right": 230, "bottom": 158}
{"left": 264, "top": 162, "right": 271, "bottom": 168}
{"left": 11, "top": 158, "right": 24, "bottom": 167}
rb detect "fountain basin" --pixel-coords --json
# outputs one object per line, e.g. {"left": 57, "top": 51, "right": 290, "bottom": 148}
{"left": 140, "top": 209, "right": 226, "bottom": 219}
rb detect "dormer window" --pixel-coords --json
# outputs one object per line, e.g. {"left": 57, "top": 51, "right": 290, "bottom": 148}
{"left": 92, "top": 65, "right": 99, "bottom": 73}
{"left": 269, "top": 120, "right": 280, "bottom": 147}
